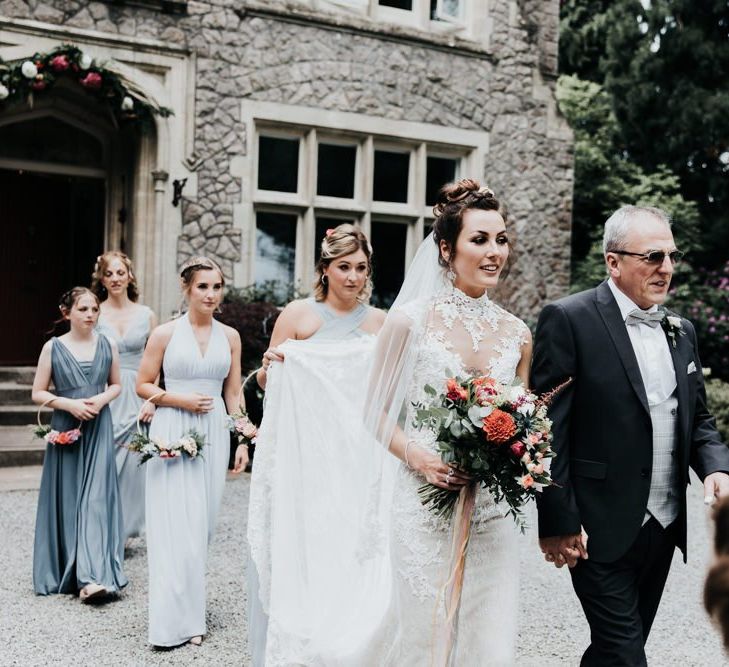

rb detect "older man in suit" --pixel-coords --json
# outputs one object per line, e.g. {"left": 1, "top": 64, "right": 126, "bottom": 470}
{"left": 531, "top": 205, "right": 729, "bottom": 665}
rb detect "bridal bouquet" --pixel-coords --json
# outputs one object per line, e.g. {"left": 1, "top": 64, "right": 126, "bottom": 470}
{"left": 127, "top": 429, "right": 206, "bottom": 463}
{"left": 412, "top": 374, "right": 570, "bottom": 528}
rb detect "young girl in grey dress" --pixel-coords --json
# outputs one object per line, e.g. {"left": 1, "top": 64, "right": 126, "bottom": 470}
{"left": 31, "top": 287, "right": 127, "bottom": 601}
{"left": 137, "top": 256, "right": 247, "bottom": 648}
{"left": 93, "top": 251, "right": 157, "bottom": 542}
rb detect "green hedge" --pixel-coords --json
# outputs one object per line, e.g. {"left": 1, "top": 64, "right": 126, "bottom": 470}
{"left": 707, "top": 378, "right": 729, "bottom": 445}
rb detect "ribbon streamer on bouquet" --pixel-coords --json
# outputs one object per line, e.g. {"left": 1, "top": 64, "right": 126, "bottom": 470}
{"left": 432, "top": 482, "right": 478, "bottom": 667}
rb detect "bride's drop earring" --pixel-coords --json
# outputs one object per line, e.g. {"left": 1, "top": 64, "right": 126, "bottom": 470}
{"left": 446, "top": 265, "right": 456, "bottom": 284}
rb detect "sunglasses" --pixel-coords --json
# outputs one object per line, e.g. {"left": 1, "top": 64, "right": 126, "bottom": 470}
{"left": 611, "top": 249, "right": 684, "bottom": 265}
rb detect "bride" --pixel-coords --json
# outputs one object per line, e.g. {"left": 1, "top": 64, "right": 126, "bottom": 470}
{"left": 364, "top": 178, "right": 532, "bottom": 665}
{"left": 247, "top": 181, "right": 531, "bottom": 665}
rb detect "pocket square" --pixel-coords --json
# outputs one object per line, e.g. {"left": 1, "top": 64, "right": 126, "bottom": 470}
{"left": 687, "top": 361, "right": 697, "bottom": 374}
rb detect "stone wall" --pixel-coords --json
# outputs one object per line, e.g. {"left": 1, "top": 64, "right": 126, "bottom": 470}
{"left": 0, "top": 0, "right": 573, "bottom": 319}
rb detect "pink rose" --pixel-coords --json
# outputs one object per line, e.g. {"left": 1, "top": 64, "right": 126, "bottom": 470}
{"left": 80, "top": 72, "right": 102, "bottom": 90}
{"left": 50, "top": 55, "right": 70, "bottom": 72}
{"left": 519, "top": 474, "right": 535, "bottom": 489}
{"left": 532, "top": 463, "right": 544, "bottom": 475}
{"left": 510, "top": 442, "right": 526, "bottom": 458}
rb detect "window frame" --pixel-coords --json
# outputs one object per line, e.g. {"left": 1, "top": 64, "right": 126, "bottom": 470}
{"left": 314, "top": 0, "right": 474, "bottom": 39}
{"left": 234, "top": 100, "right": 489, "bottom": 298}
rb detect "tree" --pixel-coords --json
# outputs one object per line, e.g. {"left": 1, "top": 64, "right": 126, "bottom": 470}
{"left": 556, "top": 75, "right": 701, "bottom": 292}
{"left": 560, "top": 0, "right": 729, "bottom": 268}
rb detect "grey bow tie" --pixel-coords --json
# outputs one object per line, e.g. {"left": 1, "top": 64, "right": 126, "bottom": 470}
{"left": 626, "top": 309, "right": 664, "bottom": 328}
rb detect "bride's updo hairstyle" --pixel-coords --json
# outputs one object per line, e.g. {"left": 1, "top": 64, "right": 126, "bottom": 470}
{"left": 313, "top": 223, "right": 373, "bottom": 303}
{"left": 705, "top": 497, "right": 729, "bottom": 650}
{"left": 91, "top": 251, "right": 139, "bottom": 301}
{"left": 432, "top": 178, "right": 509, "bottom": 272}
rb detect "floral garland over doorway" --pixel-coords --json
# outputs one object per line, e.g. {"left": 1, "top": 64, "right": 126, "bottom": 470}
{"left": 0, "top": 43, "right": 172, "bottom": 127}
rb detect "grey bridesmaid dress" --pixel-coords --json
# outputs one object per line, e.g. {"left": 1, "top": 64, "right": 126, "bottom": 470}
{"left": 97, "top": 305, "right": 152, "bottom": 541}
{"left": 32, "top": 336, "right": 128, "bottom": 595}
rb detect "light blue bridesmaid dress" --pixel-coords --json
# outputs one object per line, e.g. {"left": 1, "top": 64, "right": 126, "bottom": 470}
{"left": 145, "top": 313, "right": 231, "bottom": 647}
{"left": 33, "top": 336, "right": 127, "bottom": 595}
{"left": 248, "top": 297, "right": 370, "bottom": 665}
{"left": 97, "top": 305, "right": 152, "bottom": 541}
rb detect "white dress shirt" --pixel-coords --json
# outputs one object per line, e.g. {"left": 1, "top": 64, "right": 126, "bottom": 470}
{"left": 607, "top": 279, "right": 677, "bottom": 406}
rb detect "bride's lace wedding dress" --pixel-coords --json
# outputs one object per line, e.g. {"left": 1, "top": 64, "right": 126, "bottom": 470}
{"left": 387, "top": 286, "right": 530, "bottom": 665}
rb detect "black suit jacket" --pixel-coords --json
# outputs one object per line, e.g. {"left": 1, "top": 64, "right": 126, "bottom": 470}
{"left": 531, "top": 281, "right": 729, "bottom": 563}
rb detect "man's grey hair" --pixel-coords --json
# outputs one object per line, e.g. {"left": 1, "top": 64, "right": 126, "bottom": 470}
{"left": 602, "top": 205, "right": 672, "bottom": 255}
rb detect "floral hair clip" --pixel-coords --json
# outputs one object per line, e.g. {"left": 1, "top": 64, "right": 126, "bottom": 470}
{"left": 325, "top": 228, "right": 335, "bottom": 237}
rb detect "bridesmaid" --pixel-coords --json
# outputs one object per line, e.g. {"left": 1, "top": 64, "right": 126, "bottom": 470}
{"left": 136, "top": 256, "right": 248, "bottom": 647}
{"left": 31, "top": 287, "right": 127, "bottom": 601}
{"left": 93, "top": 251, "right": 157, "bottom": 543}
{"left": 249, "top": 224, "right": 385, "bottom": 664}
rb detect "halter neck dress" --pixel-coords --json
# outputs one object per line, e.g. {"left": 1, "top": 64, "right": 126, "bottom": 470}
{"left": 247, "top": 297, "right": 372, "bottom": 665}
{"left": 33, "top": 335, "right": 127, "bottom": 595}
{"left": 145, "top": 313, "right": 231, "bottom": 647}
{"left": 97, "top": 305, "right": 152, "bottom": 541}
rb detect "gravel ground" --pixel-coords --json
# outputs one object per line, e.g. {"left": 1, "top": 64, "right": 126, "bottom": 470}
{"left": 0, "top": 471, "right": 723, "bottom": 666}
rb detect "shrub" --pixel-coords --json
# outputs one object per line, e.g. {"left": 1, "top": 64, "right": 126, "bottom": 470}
{"left": 706, "top": 378, "right": 729, "bottom": 445}
{"left": 216, "top": 280, "right": 302, "bottom": 374}
{"left": 668, "top": 261, "right": 729, "bottom": 382}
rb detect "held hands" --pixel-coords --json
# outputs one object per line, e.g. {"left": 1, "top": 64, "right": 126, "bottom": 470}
{"left": 261, "top": 347, "right": 285, "bottom": 373}
{"left": 409, "top": 445, "right": 472, "bottom": 491}
{"left": 180, "top": 393, "right": 215, "bottom": 414}
{"left": 232, "top": 444, "right": 249, "bottom": 474}
{"left": 704, "top": 472, "right": 729, "bottom": 505}
{"left": 64, "top": 397, "right": 101, "bottom": 421}
{"left": 539, "top": 528, "right": 589, "bottom": 569}
{"left": 138, "top": 401, "right": 156, "bottom": 423}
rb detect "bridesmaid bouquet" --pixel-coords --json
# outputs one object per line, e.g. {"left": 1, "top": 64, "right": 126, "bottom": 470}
{"left": 32, "top": 424, "right": 82, "bottom": 446}
{"left": 32, "top": 400, "right": 82, "bottom": 446}
{"left": 225, "top": 411, "right": 258, "bottom": 447}
{"left": 411, "top": 374, "right": 571, "bottom": 528}
{"left": 127, "top": 429, "right": 206, "bottom": 463}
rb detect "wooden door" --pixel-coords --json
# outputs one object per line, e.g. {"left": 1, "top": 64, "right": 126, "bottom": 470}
{"left": 0, "top": 169, "right": 105, "bottom": 364}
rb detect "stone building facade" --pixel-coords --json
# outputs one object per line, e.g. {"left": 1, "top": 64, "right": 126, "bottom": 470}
{"left": 0, "top": 0, "right": 572, "bottom": 364}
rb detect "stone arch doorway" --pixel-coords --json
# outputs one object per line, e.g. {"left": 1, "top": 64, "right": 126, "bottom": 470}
{"left": 0, "top": 91, "right": 148, "bottom": 364}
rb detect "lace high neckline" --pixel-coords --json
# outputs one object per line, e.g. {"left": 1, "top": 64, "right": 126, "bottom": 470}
{"left": 434, "top": 285, "right": 500, "bottom": 352}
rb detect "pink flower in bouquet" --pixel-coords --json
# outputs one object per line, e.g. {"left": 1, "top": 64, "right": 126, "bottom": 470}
{"left": 482, "top": 409, "right": 517, "bottom": 444}
{"left": 159, "top": 449, "right": 180, "bottom": 459}
{"left": 510, "top": 442, "right": 526, "bottom": 458}
{"left": 50, "top": 55, "right": 70, "bottom": 72}
{"left": 45, "top": 430, "right": 59, "bottom": 444}
{"left": 235, "top": 418, "right": 257, "bottom": 439}
{"left": 519, "top": 474, "right": 534, "bottom": 489}
{"left": 531, "top": 462, "right": 544, "bottom": 475}
{"left": 527, "top": 433, "right": 542, "bottom": 445}
{"left": 445, "top": 378, "right": 468, "bottom": 402}
{"left": 80, "top": 72, "right": 102, "bottom": 90}
{"left": 521, "top": 452, "right": 532, "bottom": 464}
{"left": 67, "top": 428, "right": 81, "bottom": 443}
{"left": 31, "top": 75, "right": 47, "bottom": 91}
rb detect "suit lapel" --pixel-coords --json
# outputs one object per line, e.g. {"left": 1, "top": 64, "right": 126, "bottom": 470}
{"left": 594, "top": 282, "right": 650, "bottom": 414}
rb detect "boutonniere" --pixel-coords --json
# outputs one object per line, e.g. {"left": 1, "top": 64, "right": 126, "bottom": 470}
{"left": 660, "top": 312, "right": 685, "bottom": 348}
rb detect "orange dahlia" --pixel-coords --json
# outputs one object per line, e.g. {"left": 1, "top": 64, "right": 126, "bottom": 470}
{"left": 482, "top": 409, "right": 517, "bottom": 443}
